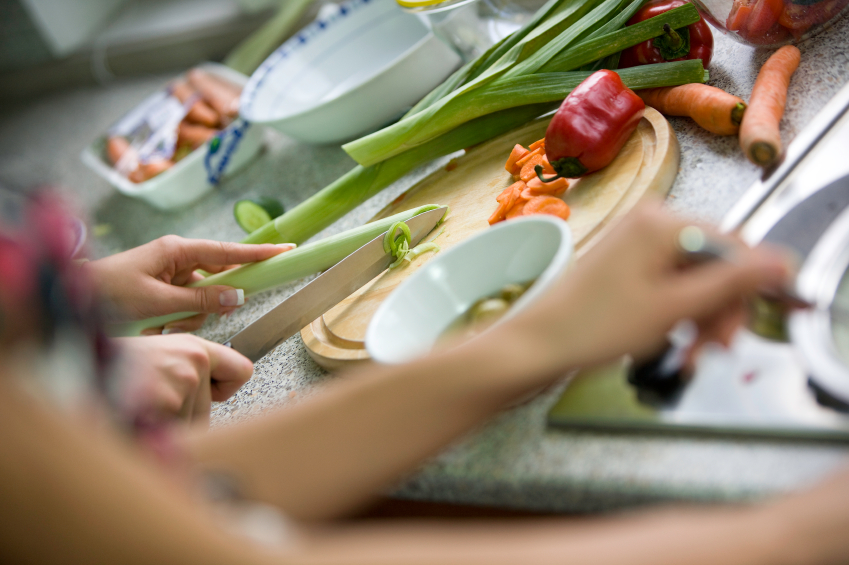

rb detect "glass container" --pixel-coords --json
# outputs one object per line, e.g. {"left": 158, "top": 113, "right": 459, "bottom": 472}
{"left": 691, "top": 0, "right": 849, "bottom": 47}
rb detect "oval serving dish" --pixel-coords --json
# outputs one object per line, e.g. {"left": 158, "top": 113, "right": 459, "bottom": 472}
{"left": 239, "top": 0, "right": 462, "bottom": 144}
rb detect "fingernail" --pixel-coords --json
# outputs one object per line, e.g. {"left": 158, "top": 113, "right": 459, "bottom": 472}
{"left": 220, "top": 288, "right": 245, "bottom": 307}
{"left": 162, "top": 327, "right": 184, "bottom": 335}
{"left": 277, "top": 243, "right": 297, "bottom": 249}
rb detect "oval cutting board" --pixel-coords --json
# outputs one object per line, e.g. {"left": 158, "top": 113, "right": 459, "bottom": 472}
{"left": 302, "top": 107, "right": 680, "bottom": 370}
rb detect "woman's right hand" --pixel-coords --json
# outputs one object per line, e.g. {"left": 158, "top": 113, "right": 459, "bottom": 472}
{"left": 498, "top": 201, "right": 792, "bottom": 377}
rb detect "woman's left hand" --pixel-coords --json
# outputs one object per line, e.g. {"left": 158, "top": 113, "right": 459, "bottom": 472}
{"left": 86, "top": 236, "right": 293, "bottom": 333}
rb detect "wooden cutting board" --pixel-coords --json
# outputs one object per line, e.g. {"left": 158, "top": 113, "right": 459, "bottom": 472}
{"left": 301, "top": 107, "right": 679, "bottom": 370}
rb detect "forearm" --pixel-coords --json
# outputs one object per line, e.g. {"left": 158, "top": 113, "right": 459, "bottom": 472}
{"left": 0, "top": 373, "right": 276, "bottom": 565}
{"left": 186, "top": 321, "right": 570, "bottom": 522}
{"left": 290, "top": 503, "right": 795, "bottom": 565}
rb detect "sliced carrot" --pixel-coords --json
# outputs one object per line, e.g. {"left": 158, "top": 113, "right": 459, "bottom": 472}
{"left": 519, "top": 154, "right": 545, "bottom": 183}
{"left": 523, "top": 196, "right": 571, "bottom": 221}
{"left": 514, "top": 146, "right": 543, "bottom": 169}
{"left": 505, "top": 144, "right": 529, "bottom": 174}
{"left": 540, "top": 155, "right": 556, "bottom": 175}
{"left": 488, "top": 201, "right": 509, "bottom": 224}
{"left": 529, "top": 138, "right": 545, "bottom": 151}
{"left": 739, "top": 45, "right": 801, "bottom": 167}
{"left": 727, "top": 1, "right": 752, "bottom": 30}
{"left": 496, "top": 181, "right": 525, "bottom": 204}
{"left": 506, "top": 200, "right": 528, "bottom": 219}
{"left": 526, "top": 176, "right": 568, "bottom": 192}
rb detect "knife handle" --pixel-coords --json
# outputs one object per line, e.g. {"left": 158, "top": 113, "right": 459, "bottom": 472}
{"left": 627, "top": 319, "right": 698, "bottom": 400}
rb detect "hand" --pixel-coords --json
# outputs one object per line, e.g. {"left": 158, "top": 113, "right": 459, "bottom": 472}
{"left": 86, "top": 236, "right": 293, "bottom": 332}
{"left": 501, "top": 201, "right": 791, "bottom": 376}
{"left": 116, "top": 334, "right": 254, "bottom": 426}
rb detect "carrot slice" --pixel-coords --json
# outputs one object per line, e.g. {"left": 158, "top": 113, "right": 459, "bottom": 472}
{"left": 519, "top": 154, "right": 545, "bottom": 183}
{"left": 526, "top": 176, "right": 569, "bottom": 194}
{"left": 523, "top": 196, "right": 571, "bottom": 220}
{"left": 529, "top": 138, "right": 545, "bottom": 151}
{"left": 488, "top": 201, "right": 509, "bottom": 225}
{"left": 506, "top": 200, "right": 528, "bottom": 219}
{"left": 497, "top": 181, "right": 525, "bottom": 204}
{"left": 540, "top": 155, "right": 556, "bottom": 175}
{"left": 505, "top": 144, "right": 529, "bottom": 174}
{"left": 514, "top": 146, "right": 543, "bottom": 169}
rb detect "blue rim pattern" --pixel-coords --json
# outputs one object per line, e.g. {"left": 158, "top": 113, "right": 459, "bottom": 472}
{"left": 240, "top": 0, "right": 375, "bottom": 121}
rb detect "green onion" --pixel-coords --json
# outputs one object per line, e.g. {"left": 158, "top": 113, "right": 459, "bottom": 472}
{"left": 241, "top": 102, "right": 558, "bottom": 245}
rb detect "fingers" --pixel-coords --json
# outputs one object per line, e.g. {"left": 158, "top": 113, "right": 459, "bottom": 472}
{"left": 172, "top": 238, "right": 289, "bottom": 269}
{"left": 157, "top": 283, "right": 246, "bottom": 314}
{"left": 201, "top": 340, "right": 254, "bottom": 401}
{"left": 664, "top": 246, "right": 790, "bottom": 323}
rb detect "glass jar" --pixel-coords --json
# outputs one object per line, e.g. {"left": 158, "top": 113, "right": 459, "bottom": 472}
{"left": 691, "top": 0, "right": 849, "bottom": 47}
{"left": 398, "top": 0, "right": 548, "bottom": 61}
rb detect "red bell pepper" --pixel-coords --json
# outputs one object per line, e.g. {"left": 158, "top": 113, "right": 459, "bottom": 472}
{"left": 619, "top": 0, "right": 713, "bottom": 70}
{"left": 535, "top": 70, "right": 645, "bottom": 180}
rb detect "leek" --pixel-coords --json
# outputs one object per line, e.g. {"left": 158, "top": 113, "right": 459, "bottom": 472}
{"left": 241, "top": 102, "right": 558, "bottom": 245}
{"left": 201, "top": 205, "right": 444, "bottom": 296}
{"left": 127, "top": 205, "right": 446, "bottom": 333}
{"left": 343, "top": 2, "right": 702, "bottom": 167}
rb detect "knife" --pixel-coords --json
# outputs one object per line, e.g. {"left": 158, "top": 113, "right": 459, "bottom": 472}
{"left": 225, "top": 206, "right": 447, "bottom": 362}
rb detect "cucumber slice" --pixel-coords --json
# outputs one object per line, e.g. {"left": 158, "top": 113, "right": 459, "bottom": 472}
{"left": 234, "top": 198, "right": 284, "bottom": 233}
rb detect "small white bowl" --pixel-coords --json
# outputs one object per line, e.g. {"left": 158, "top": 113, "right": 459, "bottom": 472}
{"left": 81, "top": 63, "right": 264, "bottom": 211}
{"left": 239, "top": 0, "right": 462, "bottom": 144}
{"left": 366, "top": 216, "right": 574, "bottom": 364}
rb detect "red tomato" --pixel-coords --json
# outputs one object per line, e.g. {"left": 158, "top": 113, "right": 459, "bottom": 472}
{"left": 746, "top": 0, "right": 785, "bottom": 37}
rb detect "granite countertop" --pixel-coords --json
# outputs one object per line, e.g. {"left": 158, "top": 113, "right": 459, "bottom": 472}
{"left": 2, "top": 15, "right": 849, "bottom": 513}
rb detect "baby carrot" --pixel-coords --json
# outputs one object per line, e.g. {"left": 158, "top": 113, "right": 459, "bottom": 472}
{"left": 171, "top": 81, "right": 220, "bottom": 128}
{"left": 128, "top": 160, "right": 173, "bottom": 183}
{"left": 740, "top": 45, "right": 801, "bottom": 167}
{"left": 188, "top": 68, "right": 241, "bottom": 119}
{"left": 637, "top": 84, "right": 747, "bottom": 136}
{"left": 178, "top": 121, "right": 217, "bottom": 149}
{"left": 106, "top": 136, "right": 131, "bottom": 165}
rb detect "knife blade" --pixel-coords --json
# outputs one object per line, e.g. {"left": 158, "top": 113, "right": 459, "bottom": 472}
{"left": 225, "top": 206, "right": 447, "bottom": 362}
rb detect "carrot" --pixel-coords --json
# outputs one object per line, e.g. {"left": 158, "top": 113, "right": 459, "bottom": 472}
{"left": 637, "top": 85, "right": 747, "bottom": 136}
{"left": 529, "top": 138, "right": 545, "bottom": 151}
{"left": 506, "top": 199, "right": 529, "bottom": 219}
{"left": 489, "top": 182, "right": 525, "bottom": 224}
{"left": 128, "top": 160, "right": 173, "bottom": 183}
{"left": 514, "top": 146, "right": 543, "bottom": 169}
{"left": 488, "top": 201, "right": 510, "bottom": 225}
{"left": 171, "top": 81, "right": 221, "bottom": 128}
{"left": 505, "top": 144, "right": 529, "bottom": 174}
{"left": 539, "top": 155, "right": 556, "bottom": 175}
{"left": 187, "top": 68, "right": 241, "bottom": 119}
{"left": 106, "top": 136, "right": 131, "bottom": 165}
{"left": 525, "top": 176, "right": 569, "bottom": 196}
{"left": 519, "top": 154, "right": 546, "bottom": 183}
{"left": 739, "top": 45, "right": 801, "bottom": 167}
{"left": 178, "top": 121, "right": 217, "bottom": 149}
{"left": 523, "top": 196, "right": 571, "bottom": 220}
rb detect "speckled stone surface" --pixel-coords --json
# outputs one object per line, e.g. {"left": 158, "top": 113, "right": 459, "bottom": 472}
{"left": 2, "top": 15, "right": 849, "bottom": 512}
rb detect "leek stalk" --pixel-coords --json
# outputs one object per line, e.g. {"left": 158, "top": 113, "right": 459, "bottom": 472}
{"left": 343, "top": 2, "right": 701, "bottom": 167}
{"left": 241, "top": 102, "right": 558, "bottom": 245}
{"left": 128, "top": 205, "right": 446, "bottom": 333}
{"left": 202, "top": 205, "right": 444, "bottom": 296}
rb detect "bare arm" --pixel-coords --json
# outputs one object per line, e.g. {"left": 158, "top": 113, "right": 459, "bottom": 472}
{"left": 186, "top": 204, "right": 791, "bottom": 521}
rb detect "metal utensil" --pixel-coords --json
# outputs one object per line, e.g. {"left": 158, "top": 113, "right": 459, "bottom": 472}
{"left": 224, "top": 207, "right": 447, "bottom": 362}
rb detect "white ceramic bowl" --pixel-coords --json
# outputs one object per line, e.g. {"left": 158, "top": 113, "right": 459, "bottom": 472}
{"left": 81, "top": 63, "right": 264, "bottom": 211}
{"left": 239, "top": 0, "right": 462, "bottom": 144}
{"left": 366, "top": 216, "right": 574, "bottom": 364}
